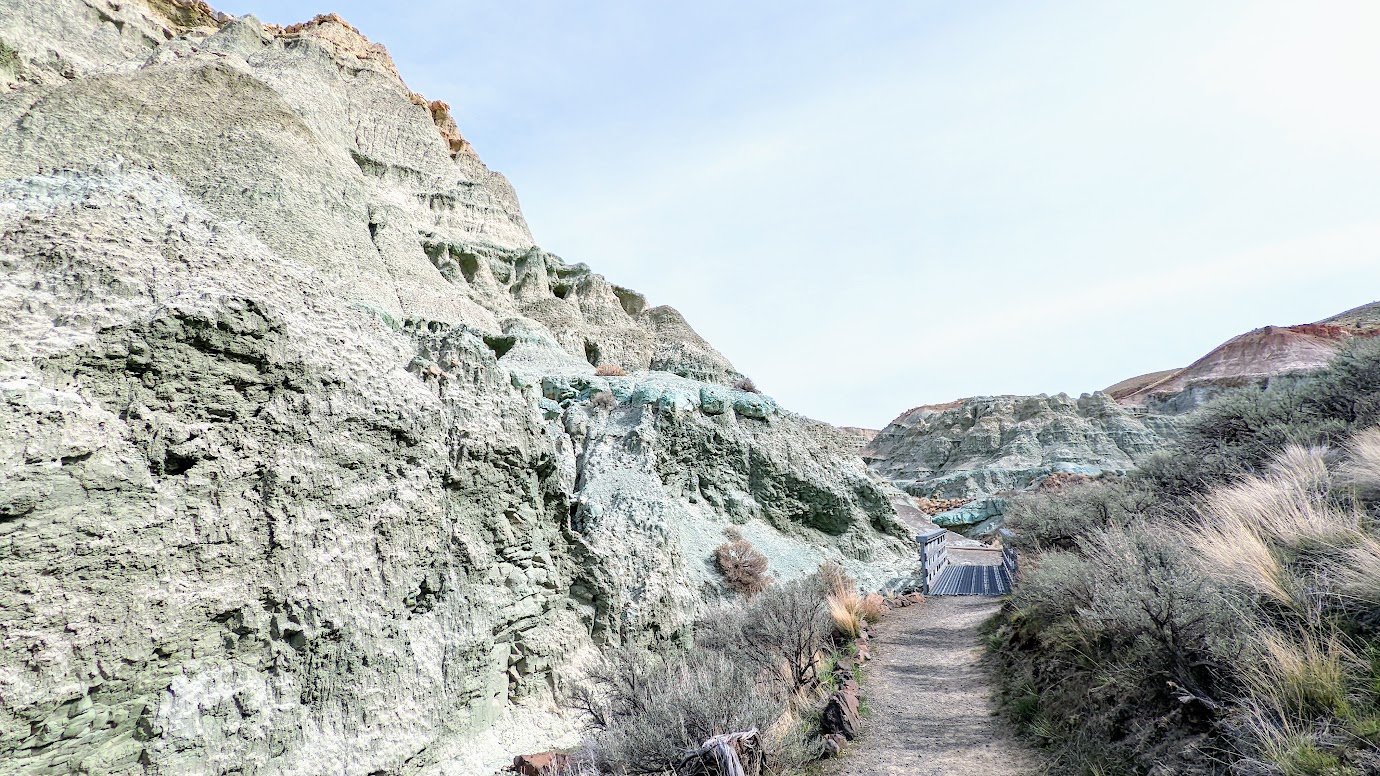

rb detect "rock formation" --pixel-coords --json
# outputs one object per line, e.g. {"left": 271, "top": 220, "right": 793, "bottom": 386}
{"left": 864, "top": 394, "right": 1178, "bottom": 529}
{"left": 0, "top": 3, "right": 917, "bottom": 774}
{"left": 1110, "top": 307, "right": 1380, "bottom": 413}
{"left": 867, "top": 302, "right": 1380, "bottom": 531}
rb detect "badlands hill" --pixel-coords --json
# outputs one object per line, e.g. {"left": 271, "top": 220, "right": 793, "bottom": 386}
{"left": 865, "top": 302, "right": 1379, "bottom": 530}
{"left": 1108, "top": 304, "right": 1380, "bottom": 412}
{"left": 0, "top": 2, "right": 917, "bottom": 774}
{"left": 864, "top": 393, "right": 1178, "bottom": 528}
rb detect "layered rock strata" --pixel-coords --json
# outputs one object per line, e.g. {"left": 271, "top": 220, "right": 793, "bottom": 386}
{"left": 864, "top": 393, "right": 1178, "bottom": 527}
{"left": 0, "top": 3, "right": 916, "bottom": 774}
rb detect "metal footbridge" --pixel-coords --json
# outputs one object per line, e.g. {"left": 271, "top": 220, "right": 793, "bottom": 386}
{"left": 916, "top": 527, "right": 1017, "bottom": 596}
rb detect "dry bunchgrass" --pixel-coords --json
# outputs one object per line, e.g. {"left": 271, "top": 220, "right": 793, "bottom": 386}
{"left": 817, "top": 557, "right": 888, "bottom": 637}
{"left": 1246, "top": 630, "right": 1356, "bottom": 718}
{"left": 818, "top": 561, "right": 871, "bottom": 636}
{"left": 1243, "top": 709, "right": 1345, "bottom": 776}
{"left": 1334, "top": 535, "right": 1380, "bottom": 606}
{"left": 715, "top": 527, "right": 770, "bottom": 597}
{"left": 1189, "top": 445, "right": 1363, "bottom": 608}
{"left": 1188, "top": 506, "right": 1294, "bottom": 606}
{"left": 859, "top": 593, "right": 886, "bottom": 624}
{"left": 817, "top": 561, "right": 853, "bottom": 597}
{"left": 595, "top": 363, "right": 626, "bottom": 377}
{"left": 1267, "top": 445, "right": 1332, "bottom": 495}
{"left": 824, "top": 587, "right": 887, "bottom": 636}
{"left": 825, "top": 590, "right": 863, "bottom": 639}
{"left": 1341, "top": 427, "right": 1380, "bottom": 499}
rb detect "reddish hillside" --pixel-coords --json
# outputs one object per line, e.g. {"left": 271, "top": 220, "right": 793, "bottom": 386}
{"left": 1112, "top": 307, "right": 1380, "bottom": 409}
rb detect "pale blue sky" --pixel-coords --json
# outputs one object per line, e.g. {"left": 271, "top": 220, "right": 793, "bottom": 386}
{"left": 219, "top": 1, "right": 1380, "bottom": 428}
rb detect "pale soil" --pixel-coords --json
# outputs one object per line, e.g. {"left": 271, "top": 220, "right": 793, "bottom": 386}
{"left": 827, "top": 597, "right": 1047, "bottom": 776}
{"left": 945, "top": 547, "right": 1005, "bottom": 566}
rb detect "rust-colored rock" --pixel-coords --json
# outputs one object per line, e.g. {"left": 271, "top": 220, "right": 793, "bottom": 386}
{"left": 511, "top": 752, "right": 570, "bottom": 776}
{"left": 822, "top": 684, "right": 862, "bottom": 740}
{"left": 1111, "top": 313, "right": 1380, "bottom": 411}
{"left": 426, "top": 99, "right": 474, "bottom": 158}
{"left": 147, "top": 0, "right": 224, "bottom": 30}
{"left": 913, "top": 495, "right": 974, "bottom": 515}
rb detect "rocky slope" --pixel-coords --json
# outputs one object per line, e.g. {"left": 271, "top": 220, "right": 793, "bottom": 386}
{"left": 864, "top": 394, "right": 1178, "bottom": 529}
{"left": 0, "top": 3, "right": 916, "bottom": 774}
{"left": 1110, "top": 307, "right": 1380, "bottom": 412}
{"left": 866, "top": 303, "right": 1380, "bottom": 531}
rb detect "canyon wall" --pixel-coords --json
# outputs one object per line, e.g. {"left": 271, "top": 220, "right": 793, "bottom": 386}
{"left": 0, "top": 3, "right": 917, "bottom": 774}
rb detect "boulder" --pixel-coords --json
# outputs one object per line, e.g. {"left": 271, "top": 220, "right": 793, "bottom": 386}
{"left": 821, "top": 685, "right": 862, "bottom": 740}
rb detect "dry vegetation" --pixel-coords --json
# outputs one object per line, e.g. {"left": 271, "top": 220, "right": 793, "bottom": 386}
{"left": 714, "top": 527, "right": 771, "bottom": 597}
{"left": 732, "top": 377, "right": 759, "bottom": 393}
{"left": 990, "top": 340, "right": 1380, "bottom": 776}
{"left": 566, "top": 560, "right": 888, "bottom": 773}
{"left": 595, "top": 363, "right": 627, "bottom": 377}
{"left": 914, "top": 495, "right": 973, "bottom": 515}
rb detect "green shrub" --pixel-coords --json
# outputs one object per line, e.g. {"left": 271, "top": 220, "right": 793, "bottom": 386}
{"left": 0, "top": 41, "right": 18, "bottom": 74}
{"left": 575, "top": 572, "right": 843, "bottom": 772}
{"left": 696, "top": 575, "right": 833, "bottom": 692}
{"left": 1004, "top": 479, "right": 1153, "bottom": 552}
{"left": 995, "top": 409, "right": 1380, "bottom": 774}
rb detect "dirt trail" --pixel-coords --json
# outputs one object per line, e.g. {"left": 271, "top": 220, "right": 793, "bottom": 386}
{"left": 828, "top": 596, "right": 1046, "bottom": 776}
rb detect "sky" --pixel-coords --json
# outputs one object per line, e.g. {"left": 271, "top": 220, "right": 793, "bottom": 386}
{"left": 219, "top": 1, "right": 1380, "bottom": 429}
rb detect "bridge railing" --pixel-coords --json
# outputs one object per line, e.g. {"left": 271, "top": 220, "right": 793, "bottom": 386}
{"left": 916, "top": 528, "right": 949, "bottom": 594}
{"left": 1002, "top": 546, "right": 1018, "bottom": 581}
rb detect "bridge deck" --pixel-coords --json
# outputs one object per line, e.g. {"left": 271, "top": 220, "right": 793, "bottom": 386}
{"left": 928, "top": 564, "right": 1012, "bottom": 596}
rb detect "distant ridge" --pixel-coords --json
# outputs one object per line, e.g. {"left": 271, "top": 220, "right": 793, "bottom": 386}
{"left": 1110, "top": 302, "right": 1380, "bottom": 410}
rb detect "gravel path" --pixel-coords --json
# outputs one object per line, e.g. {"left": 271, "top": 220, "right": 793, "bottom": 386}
{"left": 827, "top": 596, "right": 1046, "bottom": 776}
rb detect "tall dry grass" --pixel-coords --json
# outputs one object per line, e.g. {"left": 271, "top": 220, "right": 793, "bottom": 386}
{"left": 1189, "top": 442, "right": 1380, "bottom": 772}
{"left": 1334, "top": 536, "right": 1380, "bottom": 606}
{"left": 1342, "top": 427, "right": 1380, "bottom": 499}
{"left": 825, "top": 591, "right": 862, "bottom": 639}
{"left": 1189, "top": 445, "right": 1364, "bottom": 610}
{"left": 1246, "top": 629, "right": 1356, "bottom": 718}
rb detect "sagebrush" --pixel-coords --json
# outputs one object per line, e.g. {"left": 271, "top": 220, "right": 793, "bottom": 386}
{"left": 571, "top": 571, "right": 855, "bottom": 773}
{"left": 990, "top": 342, "right": 1380, "bottom": 775}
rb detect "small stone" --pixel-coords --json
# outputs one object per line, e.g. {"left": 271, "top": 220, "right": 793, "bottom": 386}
{"left": 821, "top": 733, "right": 848, "bottom": 758}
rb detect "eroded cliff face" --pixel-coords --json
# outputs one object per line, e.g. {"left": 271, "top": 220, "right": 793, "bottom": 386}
{"left": 864, "top": 393, "right": 1178, "bottom": 506}
{"left": 0, "top": 3, "right": 915, "bottom": 774}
